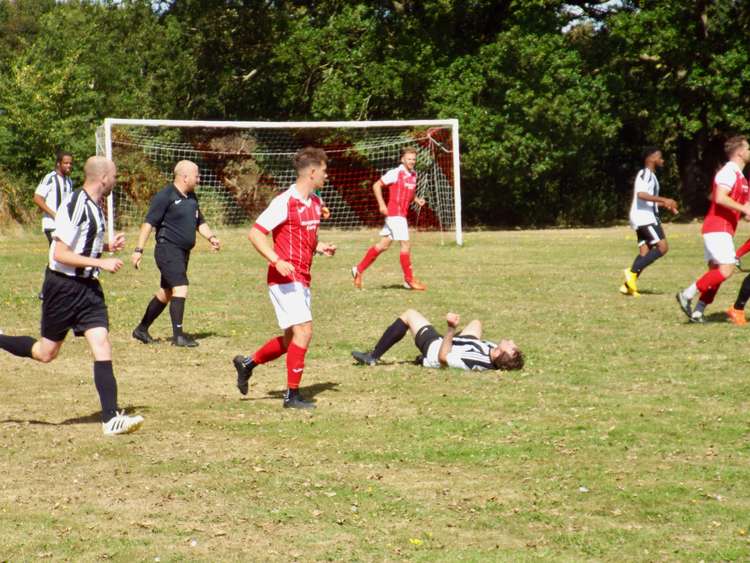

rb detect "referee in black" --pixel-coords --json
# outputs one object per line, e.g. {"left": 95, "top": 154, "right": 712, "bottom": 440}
{"left": 131, "top": 160, "right": 221, "bottom": 347}
{"left": 0, "top": 156, "right": 144, "bottom": 435}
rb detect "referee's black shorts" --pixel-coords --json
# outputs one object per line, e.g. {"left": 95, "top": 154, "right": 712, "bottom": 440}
{"left": 154, "top": 241, "right": 191, "bottom": 289}
{"left": 414, "top": 324, "right": 442, "bottom": 357}
{"left": 41, "top": 270, "right": 109, "bottom": 341}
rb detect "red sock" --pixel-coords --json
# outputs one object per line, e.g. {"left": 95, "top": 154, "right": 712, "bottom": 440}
{"left": 399, "top": 251, "right": 413, "bottom": 282}
{"left": 696, "top": 269, "right": 727, "bottom": 293}
{"left": 700, "top": 288, "right": 718, "bottom": 305}
{"left": 252, "top": 336, "right": 287, "bottom": 365}
{"left": 738, "top": 238, "right": 750, "bottom": 259}
{"left": 286, "top": 342, "right": 307, "bottom": 389}
{"left": 357, "top": 246, "right": 382, "bottom": 273}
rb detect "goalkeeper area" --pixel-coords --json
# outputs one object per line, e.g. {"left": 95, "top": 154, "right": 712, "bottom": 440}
{"left": 96, "top": 118, "right": 462, "bottom": 243}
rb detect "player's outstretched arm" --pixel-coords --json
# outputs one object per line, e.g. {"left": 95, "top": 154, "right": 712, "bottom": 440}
{"left": 248, "top": 226, "right": 295, "bottom": 276}
{"left": 131, "top": 222, "right": 154, "bottom": 269}
{"left": 54, "top": 240, "right": 123, "bottom": 273}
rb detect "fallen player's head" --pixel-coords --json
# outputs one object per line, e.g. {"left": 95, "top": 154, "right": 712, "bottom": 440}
{"left": 490, "top": 339, "right": 524, "bottom": 371}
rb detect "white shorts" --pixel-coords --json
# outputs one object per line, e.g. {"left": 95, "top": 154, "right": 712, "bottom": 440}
{"left": 268, "top": 282, "right": 312, "bottom": 329}
{"left": 379, "top": 216, "right": 409, "bottom": 241}
{"left": 703, "top": 232, "right": 736, "bottom": 264}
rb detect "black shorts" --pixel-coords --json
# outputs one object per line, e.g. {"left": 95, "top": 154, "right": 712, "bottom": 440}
{"left": 635, "top": 223, "right": 665, "bottom": 247}
{"left": 414, "top": 325, "right": 442, "bottom": 357}
{"left": 41, "top": 270, "right": 109, "bottom": 341}
{"left": 155, "top": 241, "right": 190, "bottom": 289}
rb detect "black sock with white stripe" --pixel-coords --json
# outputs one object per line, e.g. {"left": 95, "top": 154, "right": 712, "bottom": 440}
{"left": 139, "top": 296, "right": 167, "bottom": 329}
{"left": 94, "top": 361, "right": 118, "bottom": 422}
{"left": 170, "top": 297, "right": 186, "bottom": 339}
{"left": 372, "top": 318, "right": 408, "bottom": 360}
{"left": 631, "top": 247, "right": 663, "bottom": 275}
{"left": 734, "top": 274, "right": 750, "bottom": 310}
{"left": 0, "top": 335, "right": 36, "bottom": 358}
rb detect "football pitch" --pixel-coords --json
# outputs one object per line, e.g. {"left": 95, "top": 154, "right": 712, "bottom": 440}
{"left": 1, "top": 225, "right": 749, "bottom": 561}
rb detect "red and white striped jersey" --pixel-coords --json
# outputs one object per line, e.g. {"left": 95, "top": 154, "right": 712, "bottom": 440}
{"left": 254, "top": 185, "right": 322, "bottom": 287}
{"left": 381, "top": 164, "right": 417, "bottom": 218}
{"left": 703, "top": 161, "right": 750, "bottom": 235}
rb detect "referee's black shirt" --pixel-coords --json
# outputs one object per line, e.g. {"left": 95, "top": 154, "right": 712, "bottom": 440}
{"left": 145, "top": 184, "right": 205, "bottom": 250}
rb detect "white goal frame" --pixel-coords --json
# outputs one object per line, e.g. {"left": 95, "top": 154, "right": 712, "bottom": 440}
{"left": 99, "top": 117, "right": 463, "bottom": 245}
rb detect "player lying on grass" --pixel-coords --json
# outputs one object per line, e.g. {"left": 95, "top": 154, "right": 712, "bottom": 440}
{"left": 351, "top": 309, "right": 524, "bottom": 371}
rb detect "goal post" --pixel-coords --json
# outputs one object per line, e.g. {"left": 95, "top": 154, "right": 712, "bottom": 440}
{"left": 96, "top": 118, "right": 463, "bottom": 245}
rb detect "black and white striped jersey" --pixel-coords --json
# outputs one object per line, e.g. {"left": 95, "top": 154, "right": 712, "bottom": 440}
{"left": 629, "top": 168, "right": 660, "bottom": 227}
{"left": 422, "top": 335, "right": 497, "bottom": 371}
{"left": 34, "top": 171, "right": 74, "bottom": 231}
{"left": 49, "top": 189, "right": 105, "bottom": 279}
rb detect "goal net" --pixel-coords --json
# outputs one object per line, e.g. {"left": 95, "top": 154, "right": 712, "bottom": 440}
{"left": 96, "top": 119, "right": 463, "bottom": 244}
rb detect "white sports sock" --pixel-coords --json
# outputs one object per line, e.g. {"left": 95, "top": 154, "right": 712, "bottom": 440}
{"left": 694, "top": 301, "right": 707, "bottom": 315}
{"left": 683, "top": 283, "right": 698, "bottom": 300}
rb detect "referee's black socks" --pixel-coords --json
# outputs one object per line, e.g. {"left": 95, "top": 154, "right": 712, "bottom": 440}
{"left": 734, "top": 274, "right": 750, "bottom": 310}
{"left": 0, "top": 335, "right": 36, "bottom": 358}
{"left": 93, "top": 360, "right": 118, "bottom": 422}
{"left": 372, "top": 318, "right": 409, "bottom": 360}
{"left": 170, "top": 297, "right": 186, "bottom": 338}
{"left": 139, "top": 296, "right": 167, "bottom": 329}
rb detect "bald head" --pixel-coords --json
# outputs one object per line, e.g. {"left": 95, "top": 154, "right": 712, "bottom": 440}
{"left": 83, "top": 156, "right": 116, "bottom": 196}
{"left": 173, "top": 160, "right": 200, "bottom": 192}
{"left": 84, "top": 156, "right": 114, "bottom": 180}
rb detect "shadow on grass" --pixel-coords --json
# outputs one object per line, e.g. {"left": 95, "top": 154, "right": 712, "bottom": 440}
{"left": 0, "top": 405, "right": 149, "bottom": 426}
{"left": 242, "top": 381, "right": 340, "bottom": 402}
{"left": 703, "top": 312, "right": 731, "bottom": 323}
{"left": 379, "top": 284, "right": 410, "bottom": 290}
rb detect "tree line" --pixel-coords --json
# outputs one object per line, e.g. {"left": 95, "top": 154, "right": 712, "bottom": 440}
{"left": 1, "top": 0, "right": 749, "bottom": 227}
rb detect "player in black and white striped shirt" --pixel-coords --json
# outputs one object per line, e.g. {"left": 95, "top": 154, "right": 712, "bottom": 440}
{"left": 0, "top": 156, "right": 144, "bottom": 436}
{"left": 352, "top": 309, "right": 523, "bottom": 371}
{"left": 33, "top": 150, "right": 74, "bottom": 245}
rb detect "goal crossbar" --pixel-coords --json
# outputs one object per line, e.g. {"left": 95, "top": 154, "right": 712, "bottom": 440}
{"left": 100, "top": 118, "right": 463, "bottom": 245}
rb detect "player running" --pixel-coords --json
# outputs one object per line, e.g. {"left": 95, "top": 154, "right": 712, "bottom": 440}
{"left": 232, "top": 147, "right": 336, "bottom": 409}
{"left": 677, "top": 135, "right": 750, "bottom": 323}
{"left": 621, "top": 147, "right": 678, "bottom": 296}
{"left": 351, "top": 146, "right": 427, "bottom": 290}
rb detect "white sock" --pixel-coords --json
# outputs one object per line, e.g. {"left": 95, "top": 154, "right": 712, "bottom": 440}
{"left": 693, "top": 301, "right": 706, "bottom": 315}
{"left": 683, "top": 283, "right": 698, "bottom": 300}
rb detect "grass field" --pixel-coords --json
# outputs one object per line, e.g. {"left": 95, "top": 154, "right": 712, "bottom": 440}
{"left": 1, "top": 224, "right": 749, "bottom": 561}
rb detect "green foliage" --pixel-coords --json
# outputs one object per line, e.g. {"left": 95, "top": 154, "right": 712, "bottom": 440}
{"left": 430, "top": 27, "right": 619, "bottom": 225}
{"left": 2, "top": 0, "right": 750, "bottom": 225}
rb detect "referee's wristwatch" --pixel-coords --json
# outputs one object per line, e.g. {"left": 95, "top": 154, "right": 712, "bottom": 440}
{"left": 134, "top": 247, "right": 144, "bottom": 254}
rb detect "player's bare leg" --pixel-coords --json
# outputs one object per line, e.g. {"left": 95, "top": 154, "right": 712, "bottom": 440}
{"left": 458, "top": 319, "right": 483, "bottom": 339}
{"left": 352, "top": 308, "right": 429, "bottom": 365}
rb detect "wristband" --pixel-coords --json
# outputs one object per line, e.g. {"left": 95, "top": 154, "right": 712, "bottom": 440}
{"left": 134, "top": 247, "right": 144, "bottom": 254}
